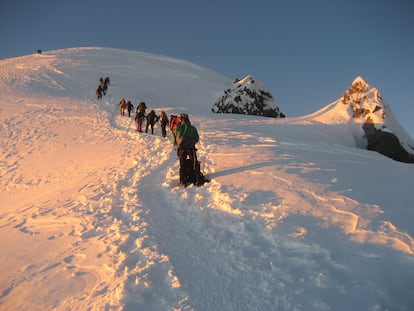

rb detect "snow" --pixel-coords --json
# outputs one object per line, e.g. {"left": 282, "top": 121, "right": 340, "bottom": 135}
{"left": 352, "top": 76, "right": 369, "bottom": 88}
{"left": 1, "top": 47, "right": 414, "bottom": 311}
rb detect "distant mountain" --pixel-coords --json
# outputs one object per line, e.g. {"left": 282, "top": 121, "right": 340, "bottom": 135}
{"left": 311, "top": 76, "right": 414, "bottom": 163}
{"left": 211, "top": 74, "right": 285, "bottom": 118}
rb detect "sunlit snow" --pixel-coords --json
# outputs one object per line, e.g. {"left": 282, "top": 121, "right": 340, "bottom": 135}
{"left": 1, "top": 47, "right": 414, "bottom": 311}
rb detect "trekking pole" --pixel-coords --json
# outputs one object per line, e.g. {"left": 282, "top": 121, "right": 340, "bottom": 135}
{"left": 193, "top": 149, "right": 197, "bottom": 171}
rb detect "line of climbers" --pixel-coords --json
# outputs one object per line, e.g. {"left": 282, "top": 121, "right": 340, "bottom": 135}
{"left": 117, "top": 100, "right": 169, "bottom": 137}
{"left": 94, "top": 77, "right": 207, "bottom": 187}
{"left": 96, "top": 77, "right": 110, "bottom": 99}
{"left": 118, "top": 98, "right": 169, "bottom": 137}
{"left": 117, "top": 98, "right": 207, "bottom": 187}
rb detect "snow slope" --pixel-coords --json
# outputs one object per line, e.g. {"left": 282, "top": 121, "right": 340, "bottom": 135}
{"left": 1, "top": 47, "right": 414, "bottom": 311}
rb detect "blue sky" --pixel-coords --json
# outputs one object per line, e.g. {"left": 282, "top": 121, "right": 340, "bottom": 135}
{"left": 1, "top": 0, "right": 413, "bottom": 136}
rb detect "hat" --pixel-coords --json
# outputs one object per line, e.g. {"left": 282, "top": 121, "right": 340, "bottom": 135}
{"left": 180, "top": 113, "right": 190, "bottom": 124}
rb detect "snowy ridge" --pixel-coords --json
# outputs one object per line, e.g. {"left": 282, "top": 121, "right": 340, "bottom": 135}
{"left": 1, "top": 48, "right": 414, "bottom": 310}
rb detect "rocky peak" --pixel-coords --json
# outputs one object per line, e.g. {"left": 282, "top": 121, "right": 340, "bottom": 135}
{"left": 342, "top": 75, "right": 384, "bottom": 121}
{"left": 341, "top": 76, "right": 414, "bottom": 163}
{"left": 351, "top": 76, "right": 370, "bottom": 90}
{"left": 212, "top": 74, "right": 285, "bottom": 118}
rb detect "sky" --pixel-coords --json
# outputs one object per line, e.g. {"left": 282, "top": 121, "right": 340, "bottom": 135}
{"left": 1, "top": 0, "right": 413, "bottom": 136}
{"left": 1, "top": 47, "right": 414, "bottom": 311}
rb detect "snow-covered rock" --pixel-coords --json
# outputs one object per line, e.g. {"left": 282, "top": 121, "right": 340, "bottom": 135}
{"left": 341, "top": 76, "right": 384, "bottom": 122}
{"left": 342, "top": 76, "right": 414, "bottom": 162}
{"left": 212, "top": 74, "right": 285, "bottom": 118}
{"left": 306, "top": 75, "right": 414, "bottom": 163}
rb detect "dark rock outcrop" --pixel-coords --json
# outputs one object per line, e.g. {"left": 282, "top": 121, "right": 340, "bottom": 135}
{"left": 363, "top": 122, "right": 414, "bottom": 163}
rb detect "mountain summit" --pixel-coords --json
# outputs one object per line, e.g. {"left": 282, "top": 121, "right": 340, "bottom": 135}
{"left": 211, "top": 74, "right": 285, "bottom": 118}
{"left": 342, "top": 76, "right": 414, "bottom": 162}
{"left": 341, "top": 75, "right": 384, "bottom": 122}
{"left": 307, "top": 76, "right": 414, "bottom": 163}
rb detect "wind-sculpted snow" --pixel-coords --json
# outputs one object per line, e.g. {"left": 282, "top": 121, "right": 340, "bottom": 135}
{"left": 1, "top": 48, "right": 414, "bottom": 310}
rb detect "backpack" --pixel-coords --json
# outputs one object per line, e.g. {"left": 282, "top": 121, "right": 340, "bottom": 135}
{"left": 181, "top": 150, "right": 209, "bottom": 187}
{"left": 135, "top": 111, "right": 144, "bottom": 121}
{"left": 138, "top": 102, "right": 147, "bottom": 112}
{"left": 170, "top": 115, "right": 181, "bottom": 131}
{"left": 179, "top": 136, "right": 197, "bottom": 150}
{"left": 160, "top": 114, "right": 168, "bottom": 126}
{"left": 147, "top": 110, "right": 157, "bottom": 124}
